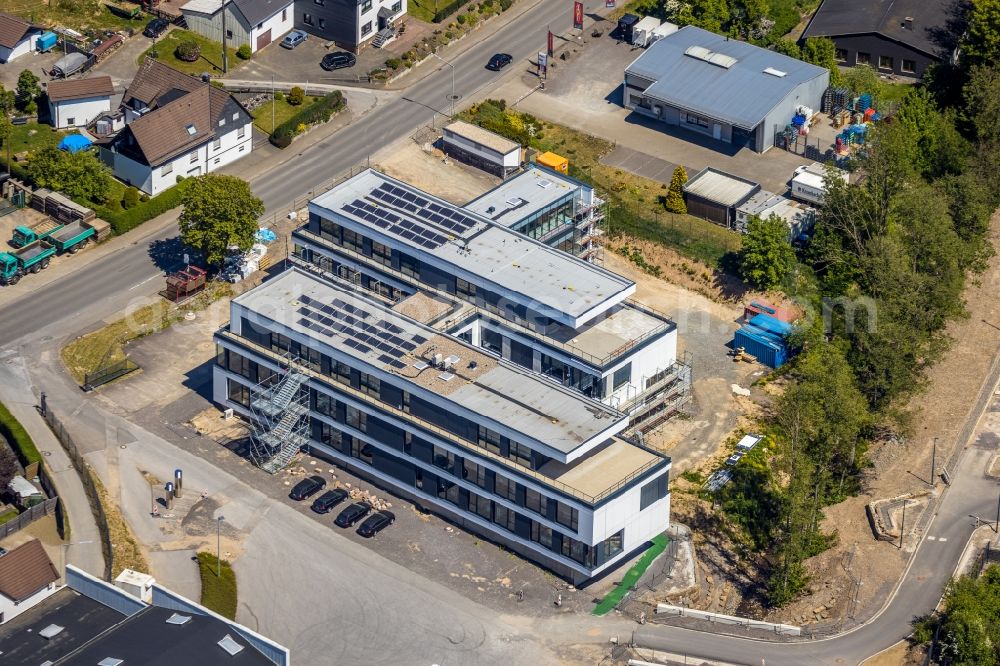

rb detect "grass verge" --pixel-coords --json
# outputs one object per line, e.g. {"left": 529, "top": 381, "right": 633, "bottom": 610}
{"left": 592, "top": 533, "right": 668, "bottom": 616}
{"left": 0, "top": 506, "right": 19, "bottom": 526}
{"left": 61, "top": 282, "right": 232, "bottom": 385}
{"left": 252, "top": 97, "right": 301, "bottom": 135}
{"left": 89, "top": 466, "right": 150, "bottom": 579}
{"left": 197, "top": 551, "right": 238, "bottom": 619}
{"left": 0, "top": 400, "right": 41, "bottom": 466}
{"left": 3, "top": 0, "right": 145, "bottom": 33}
{"left": 139, "top": 28, "right": 241, "bottom": 77}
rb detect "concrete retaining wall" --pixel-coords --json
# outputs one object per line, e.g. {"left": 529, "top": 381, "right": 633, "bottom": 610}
{"left": 655, "top": 603, "right": 801, "bottom": 635}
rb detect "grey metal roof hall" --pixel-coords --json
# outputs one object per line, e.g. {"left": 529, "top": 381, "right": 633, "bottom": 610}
{"left": 626, "top": 26, "right": 828, "bottom": 130}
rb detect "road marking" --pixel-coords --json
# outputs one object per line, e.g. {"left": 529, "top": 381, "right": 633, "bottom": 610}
{"left": 926, "top": 536, "right": 936, "bottom": 541}
{"left": 938, "top": 537, "right": 948, "bottom": 542}
{"left": 128, "top": 274, "right": 159, "bottom": 291}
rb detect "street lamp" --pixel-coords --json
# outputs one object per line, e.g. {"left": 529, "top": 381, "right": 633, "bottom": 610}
{"left": 216, "top": 516, "right": 225, "bottom": 577}
{"left": 60, "top": 540, "right": 94, "bottom": 580}
{"left": 429, "top": 52, "right": 456, "bottom": 118}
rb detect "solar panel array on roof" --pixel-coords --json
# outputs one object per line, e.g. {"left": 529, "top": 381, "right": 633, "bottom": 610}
{"left": 339, "top": 182, "right": 481, "bottom": 250}
{"left": 296, "top": 294, "right": 427, "bottom": 370}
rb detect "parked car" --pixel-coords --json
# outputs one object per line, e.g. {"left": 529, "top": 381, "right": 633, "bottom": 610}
{"left": 311, "top": 488, "right": 348, "bottom": 514}
{"left": 143, "top": 18, "right": 169, "bottom": 39}
{"left": 281, "top": 29, "right": 308, "bottom": 49}
{"left": 357, "top": 510, "right": 395, "bottom": 538}
{"left": 289, "top": 475, "right": 326, "bottom": 501}
{"left": 321, "top": 51, "right": 357, "bottom": 71}
{"left": 486, "top": 53, "right": 513, "bottom": 71}
{"left": 334, "top": 501, "right": 372, "bottom": 528}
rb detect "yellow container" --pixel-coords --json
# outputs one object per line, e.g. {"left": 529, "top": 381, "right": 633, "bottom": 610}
{"left": 536, "top": 151, "right": 569, "bottom": 174}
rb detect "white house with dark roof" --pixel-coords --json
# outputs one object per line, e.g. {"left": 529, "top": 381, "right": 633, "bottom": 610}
{"left": 0, "top": 539, "right": 60, "bottom": 625}
{"left": 0, "top": 13, "right": 42, "bottom": 63}
{"left": 99, "top": 59, "right": 253, "bottom": 196}
{"left": 46, "top": 76, "right": 114, "bottom": 129}
{"left": 181, "top": 0, "right": 295, "bottom": 52}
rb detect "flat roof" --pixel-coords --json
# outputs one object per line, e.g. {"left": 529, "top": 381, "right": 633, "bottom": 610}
{"left": 0, "top": 588, "right": 126, "bottom": 666}
{"left": 552, "top": 303, "right": 672, "bottom": 362}
{"left": 463, "top": 165, "right": 586, "bottom": 228}
{"left": 443, "top": 120, "right": 520, "bottom": 155}
{"left": 233, "top": 268, "right": 628, "bottom": 454}
{"left": 539, "top": 438, "right": 664, "bottom": 498}
{"left": 684, "top": 167, "right": 759, "bottom": 207}
{"left": 626, "top": 26, "right": 828, "bottom": 129}
{"left": 309, "top": 169, "right": 633, "bottom": 327}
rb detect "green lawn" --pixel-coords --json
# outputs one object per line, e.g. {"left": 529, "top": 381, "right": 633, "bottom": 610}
{"left": 407, "top": 0, "right": 440, "bottom": 22}
{"left": 252, "top": 98, "right": 302, "bottom": 134}
{"left": 3, "top": 0, "right": 146, "bottom": 34}
{"left": 7, "top": 122, "right": 68, "bottom": 156}
{"left": 592, "top": 534, "right": 668, "bottom": 615}
{"left": 139, "top": 28, "right": 242, "bottom": 77}
{"left": 196, "top": 552, "right": 238, "bottom": 619}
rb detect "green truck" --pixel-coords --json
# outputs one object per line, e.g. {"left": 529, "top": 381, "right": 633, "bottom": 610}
{"left": 12, "top": 218, "right": 110, "bottom": 253}
{"left": 46, "top": 221, "right": 98, "bottom": 254}
{"left": 0, "top": 242, "right": 56, "bottom": 285}
{"left": 11, "top": 219, "right": 62, "bottom": 248}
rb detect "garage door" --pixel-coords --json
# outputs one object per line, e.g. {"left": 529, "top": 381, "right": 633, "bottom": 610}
{"left": 256, "top": 29, "right": 271, "bottom": 50}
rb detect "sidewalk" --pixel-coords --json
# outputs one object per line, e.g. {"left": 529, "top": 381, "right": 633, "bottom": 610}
{"left": 0, "top": 354, "right": 105, "bottom": 579}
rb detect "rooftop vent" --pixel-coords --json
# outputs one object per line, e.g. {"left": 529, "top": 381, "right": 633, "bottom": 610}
{"left": 98, "top": 659, "right": 124, "bottom": 666}
{"left": 537, "top": 180, "right": 552, "bottom": 188}
{"left": 443, "top": 355, "right": 460, "bottom": 369}
{"left": 438, "top": 372, "right": 455, "bottom": 382}
{"left": 165, "top": 613, "right": 192, "bottom": 625}
{"left": 684, "top": 45, "right": 737, "bottom": 69}
{"left": 39, "top": 624, "right": 64, "bottom": 639}
{"left": 763, "top": 67, "right": 787, "bottom": 77}
{"left": 413, "top": 361, "right": 429, "bottom": 370}
{"left": 504, "top": 197, "right": 524, "bottom": 207}
{"left": 217, "top": 634, "right": 245, "bottom": 657}
{"left": 185, "top": 124, "right": 196, "bottom": 135}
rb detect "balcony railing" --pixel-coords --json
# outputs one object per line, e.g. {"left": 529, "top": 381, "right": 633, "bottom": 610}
{"left": 218, "top": 329, "right": 667, "bottom": 504}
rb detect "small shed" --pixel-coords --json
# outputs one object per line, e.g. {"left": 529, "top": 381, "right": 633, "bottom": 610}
{"left": 632, "top": 16, "right": 662, "bottom": 47}
{"left": 114, "top": 568, "right": 155, "bottom": 603}
{"left": 733, "top": 313, "right": 792, "bottom": 368}
{"left": 650, "top": 22, "right": 679, "bottom": 43}
{"left": 683, "top": 167, "right": 760, "bottom": 227}
{"left": 536, "top": 151, "right": 568, "bottom": 174}
{"left": 8, "top": 475, "right": 42, "bottom": 507}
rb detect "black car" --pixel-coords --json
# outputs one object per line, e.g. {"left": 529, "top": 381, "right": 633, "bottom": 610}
{"left": 357, "top": 510, "right": 395, "bottom": 538}
{"left": 289, "top": 475, "right": 326, "bottom": 501}
{"left": 143, "top": 18, "right": 169, "bottom": 39}
{"left": 334, "top": 501, "right": 372, "bottom": 528}
{"left": 486, "top": 53, "right": 513, "bottom": 71}
{"left": 310, "top": 488, "right": 348, "bottom": 514}
{"left": 321, "top": 51, "right": 357, "bottom": 71}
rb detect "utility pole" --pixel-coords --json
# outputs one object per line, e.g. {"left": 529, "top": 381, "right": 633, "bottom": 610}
{"left": 995, "top": 491, "right": 999, "bottom": 533}
{"left": 930, "top": 437, "right": 937, "bottom": 487}
{"left": 221, "top": 0, "right": 228, "bottom": 74}
{"left": 216, "top": 516, "right": 225, "bottom": 576}
{"left": 271, "top": 74, "right": 275, "bottom": 133}
{"left": 899, "top": 500, "right": 906, "bottom": 550}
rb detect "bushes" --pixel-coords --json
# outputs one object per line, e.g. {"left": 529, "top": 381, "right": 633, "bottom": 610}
{"left": 236, "top": 43, "right": 252, "bottom": 60}
{"left": 0, "top": 400, "right": 41, "bottom": 467}
{"left": 287, "top": 86, "right": 305, "bottom": 106}
{"left": 96, "top": 179, "right": 195, "bottom": 235}
{"left": 268, "top": 90, "right": 345, "bottom": 148}
{"left": 197, "top": 552, "right": 238, "bottom": 620}
{"left": 122, "top": 186, "right": 140, "bottom": 210}
{"left": 175, "top": 39, "right": 201, "bottom": 62}
{"left": 273, "top": 91, "right": 284, "bottom": 102}
{"left": 385, "top": 57, "right": 402, "bottom": 70}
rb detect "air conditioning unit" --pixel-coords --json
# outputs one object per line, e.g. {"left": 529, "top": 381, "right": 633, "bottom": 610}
{"left": 223, "top": 408, "right": 234, "bottom": 420}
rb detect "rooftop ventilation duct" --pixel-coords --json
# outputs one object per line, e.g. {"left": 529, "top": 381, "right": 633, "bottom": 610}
{"left": 684, "top": 45, "right": 737, "bottom": 69}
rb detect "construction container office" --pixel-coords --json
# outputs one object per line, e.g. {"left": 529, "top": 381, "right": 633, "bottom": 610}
{"left": 623, "top": 26, "right": 829, "bottom": 152}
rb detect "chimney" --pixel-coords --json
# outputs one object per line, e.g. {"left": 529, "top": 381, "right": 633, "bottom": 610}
{"left": 904, "top": 16, "right": 913, "bottom": 30}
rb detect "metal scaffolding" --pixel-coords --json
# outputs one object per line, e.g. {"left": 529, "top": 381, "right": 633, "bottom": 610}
{"left": 248, "top": 357, "right": 310, "bottom": 474}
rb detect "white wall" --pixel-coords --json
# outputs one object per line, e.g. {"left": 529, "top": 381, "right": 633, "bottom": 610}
{"left": 50, "top": 96, "right": 111, "bottom": 129}
{"left": 0, "top": 32, "right": 39, "bottom": 63}
{"left": 249, "top": 3, "right": 295, "bottom": 52}
{"left": 604, "top": 328, "right": 677, "bottom": 405}
{"left": 0, "top": 583, "right": 58, "bottom": 624}
{"left": 356, "top": 0, "right": 407, "bottom": 45}
{"left": 586, "top": 471, "right": 670, "bottom": 573}
{"left": 442, "top": 132, "right": 520, "bottom": 170}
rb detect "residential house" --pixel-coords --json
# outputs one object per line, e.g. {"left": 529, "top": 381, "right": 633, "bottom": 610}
{"left": 297, "top": 0, "right": 407, "bottom": 53}
{"left": 100, "top": 59, "right": 253, "bottom": 196}
{"left": 181, "top": 0, "right": 295, "bottom": 53}
{"left": 46, "top": 76, "right": 114, "bottom": 129}
{"left": 0, "top": 539, "right": 59, "bottom": 625}
{"left": 801, "top": 0, "right": 957, "bottom": 78}
{"left": 0, "top": 13, "right": 42, "bottom": 64}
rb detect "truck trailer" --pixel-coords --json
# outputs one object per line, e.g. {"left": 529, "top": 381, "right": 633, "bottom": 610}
{"left": 0, "top": 241, "right": 56, "bottom": 285}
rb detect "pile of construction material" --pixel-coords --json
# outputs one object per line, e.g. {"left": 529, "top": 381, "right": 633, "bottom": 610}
{"left": 347, "top": 486, "right": 392, "bottom": 512}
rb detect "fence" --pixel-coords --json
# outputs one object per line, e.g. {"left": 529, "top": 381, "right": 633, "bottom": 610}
{"left": 36, "top": 462, "right": 68, "bottom": 540}
{"left": 84, "top": 359, "right": 140, "bottom": 392}
{"left": 0, "top": 497, "right": 60, "bottom": 539}
{"left": 42, "top": 408, "right": 114, "bottom": 581}
{"left": 654, "top": 604, "right": 801, "bottom": 636}
{"left": 432, "top": 0, "right": 469, "bottom": 22}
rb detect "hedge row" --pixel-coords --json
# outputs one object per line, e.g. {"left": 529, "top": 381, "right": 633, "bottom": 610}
{"left": 269, "top": 91, "right": 346, "bottom": 149}
{"left": 196, "top": 552, "right": 238, "bottom": 619}
{"left": 434, "top": 0, "right": 512, "bottom": 22}
{"left": 0, "top": 400, "right": 41, "bottom": 467}
{"left": 96, "top": 178, "right": 195, "bottom": 235}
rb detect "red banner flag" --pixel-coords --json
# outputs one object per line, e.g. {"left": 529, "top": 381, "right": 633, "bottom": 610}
{"left": 547, "top": 30, "right": 554, "bottom": 56}
{"left": 573, "top": 1, "right": 584, "bottom": 30}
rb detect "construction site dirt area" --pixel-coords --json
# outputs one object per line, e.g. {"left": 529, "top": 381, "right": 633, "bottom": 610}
{"left": 375, "top": 137, "right": 500, "bottom": 205}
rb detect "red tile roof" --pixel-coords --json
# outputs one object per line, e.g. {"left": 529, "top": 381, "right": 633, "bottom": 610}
{"left": 47, "top": 76, "right": 114, "bottom": 103}
{"left": 0, "top": 539, "right": 59, "bottom": 602}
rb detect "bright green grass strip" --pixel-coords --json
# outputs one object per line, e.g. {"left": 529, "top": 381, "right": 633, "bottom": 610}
{"left": 592, "top": 533, "right": 669, "bottom": 616}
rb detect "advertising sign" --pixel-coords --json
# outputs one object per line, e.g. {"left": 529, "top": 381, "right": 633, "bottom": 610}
{"left": 547, "top": 30, "right": 554, "bottom": 56}
{"left": 573, "top": 1, "right": 584, "bottom": 30}
{"left": 538, "top": 51, "right": 548, "bottom": 77}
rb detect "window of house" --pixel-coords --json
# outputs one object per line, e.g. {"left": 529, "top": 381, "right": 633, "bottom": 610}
{"left": 392, "top": 0, "right": 402, "bottom": 10}
{"left": 362, "top": 0, "right": 372, "bottom": 11}
{"left": 66, "top": 116, "right": 76, "bottom": 125}
{"left": 257, "top": 22, "right": 263, "bottom": 29}
{"left": 508, "top": 441, "right": 532, "bottom": 468}
{"left": 319, "top": 18, "right": 326, "bottom": 29}
{"left": 372, "top": 241, "right": 392, "bottom": 266}
{"left": 226, "top": 29, "right": 233, "bottom": 39}
{"left": 315, "top": 390, "right": 336, "bottom": 417}
{"left": 640, "top": 473, "right": 669, "bottom": 510}
{"left": 684, "top": 113, "right": 708, "bottom": 128}
{"left": 469, "top": 493, "right": 493, "bottom": 521}
{"left": 902, "top": 59, "right": 916, "bottom": 73}
{"left": 463, "top": 459, "right": 488, "bottom": 489}
{"left": 494, "top": 474, "right": 517, "bottom": 502}
{"left": 556, "top": 503, "right": 578, "bottom": 531}
{"left": 227, "top": 379, "right": 249, "bottom": 407}
{"left": 432, "top": 445, "right": 454, "bottom": 472}
{"left": 189, "top": 150, "right": 198, "bottom": 163}
{"left": 493, "top": 504, "right": 516, "bottom": 532}
{"left": 333, "top": 360, "right": 351, "bottom": 386}
{"left": 530, "top": 521, "right": 553, "bottom": 549}
{"left": 481, "top": 327, "right": 502, "bottom": 355}
{"left": 524, "top": 487, "right": 547, "bottom": 516}
{"left": 361, "top": 21, "right": 372, "bottom": 36}
{"left": 878, "top": 55, "right": 893, "bottom": 70}
{"left": 399, "top": 253, "right": 418, "bottom": 278}
{"left": 477, "top": 425, "right": 502, "bottom": 456}
{"left": 212, "top": 138, "right": 221, "bottom": 151}
{"left": 342, "top": 228, "right": 364, "bottom": 253}
{"left": 856, "top": 52, "right": 871, "bottom": 65}
{"left": 282, "top": 8, "right": 287, "bottom": 20}
{"left": 612, "top": 363, "right": 631, "bottom": 392}
{"left": 600, "top": 530, "right": 624, "bottom": 562}
{"left": 456, "top": 277, "right": 476, "bottom": 302}
{"left": 161, "top": 162, "right": 173, "bottom": 177}
{"left": 218, "top": 117, "right": 226, "bottom": 127}
{"left": 834, "top": 48, "right": 847, "bottom": 62}
{"left": 303, "top": 12, "right": 313, "bottom": 25}
{"left": 352, "top": 438, "right": 373, "bottom": 464}
{"left": 359, "top": 372, "right": 380, "bottom": 398}
{"left": 237, "top": 125, "right": 246, "bottom": 139}
{"left": 415, "top": 468, "right": 423, "bottom": 490}
{"left": 345, "top": 406, "right": 366, "bottom": 432}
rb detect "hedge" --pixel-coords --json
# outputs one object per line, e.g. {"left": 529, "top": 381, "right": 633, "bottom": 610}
{"left": 196, "top": 552, "right": 238, "bottom": 619}
{"left": 0, "top": 400, "right": 41, "bottom": 467}
{"left": 269, "top": 90, "right": 346, "bottom": 148}
{"left": 96, "top": 178, "right": 195, "bottom": 235}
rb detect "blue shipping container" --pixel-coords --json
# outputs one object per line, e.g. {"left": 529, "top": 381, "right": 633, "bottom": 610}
{"left": 734, "top": 326, "right": 788, "bottom": 368}
{"left": 749, "top": 313, "right": 792, "bottom": 338}
{"left": 36, "top": 32, "right": 57, "bottom": 52}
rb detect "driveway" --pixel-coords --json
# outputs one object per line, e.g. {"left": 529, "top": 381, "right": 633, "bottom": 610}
{"left": 234, "top": 38, "right": 364, "bottom": 87}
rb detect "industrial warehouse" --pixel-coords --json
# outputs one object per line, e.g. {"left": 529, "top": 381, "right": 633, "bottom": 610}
{"left": 623, "top": 26, "right": 829, "bottom": 152}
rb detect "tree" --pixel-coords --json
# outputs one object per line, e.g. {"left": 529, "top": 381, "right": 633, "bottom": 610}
{"left": 15, "top": 70, "right": 39, "bottom": 111}
{"left": 178, "top": 174, "right": 264, "bottom": 267}
{"left": 175, "top": 40, "right": 201, "bottom": 62}
{"left": 739, "top": 214, "right": 795, "bottom": 290}
{"left": 122, "top": 186, "right": 140, "bottom": 210}
{"left": 962, "top": 0, "right": 1000, "bottom": 67}
{"left": 27, "top": 147, "right": 112, "bottom": 203}
{"left": 0, "top": 442, "right": 19, "bottom": 490}
{"left": 0, "top": 83, "right": 16, "bottom": 115}
{"left": 665, "top": 166, "right": 687, "bottom": 213}
{"left": 287, "top": 86, "right": 305, "bottom": 106}
{"left": 774, "top": 39, "right": 801, "bottom": 59}
{"left": 801, "top": 37, "right": 841, "bottom": 85}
